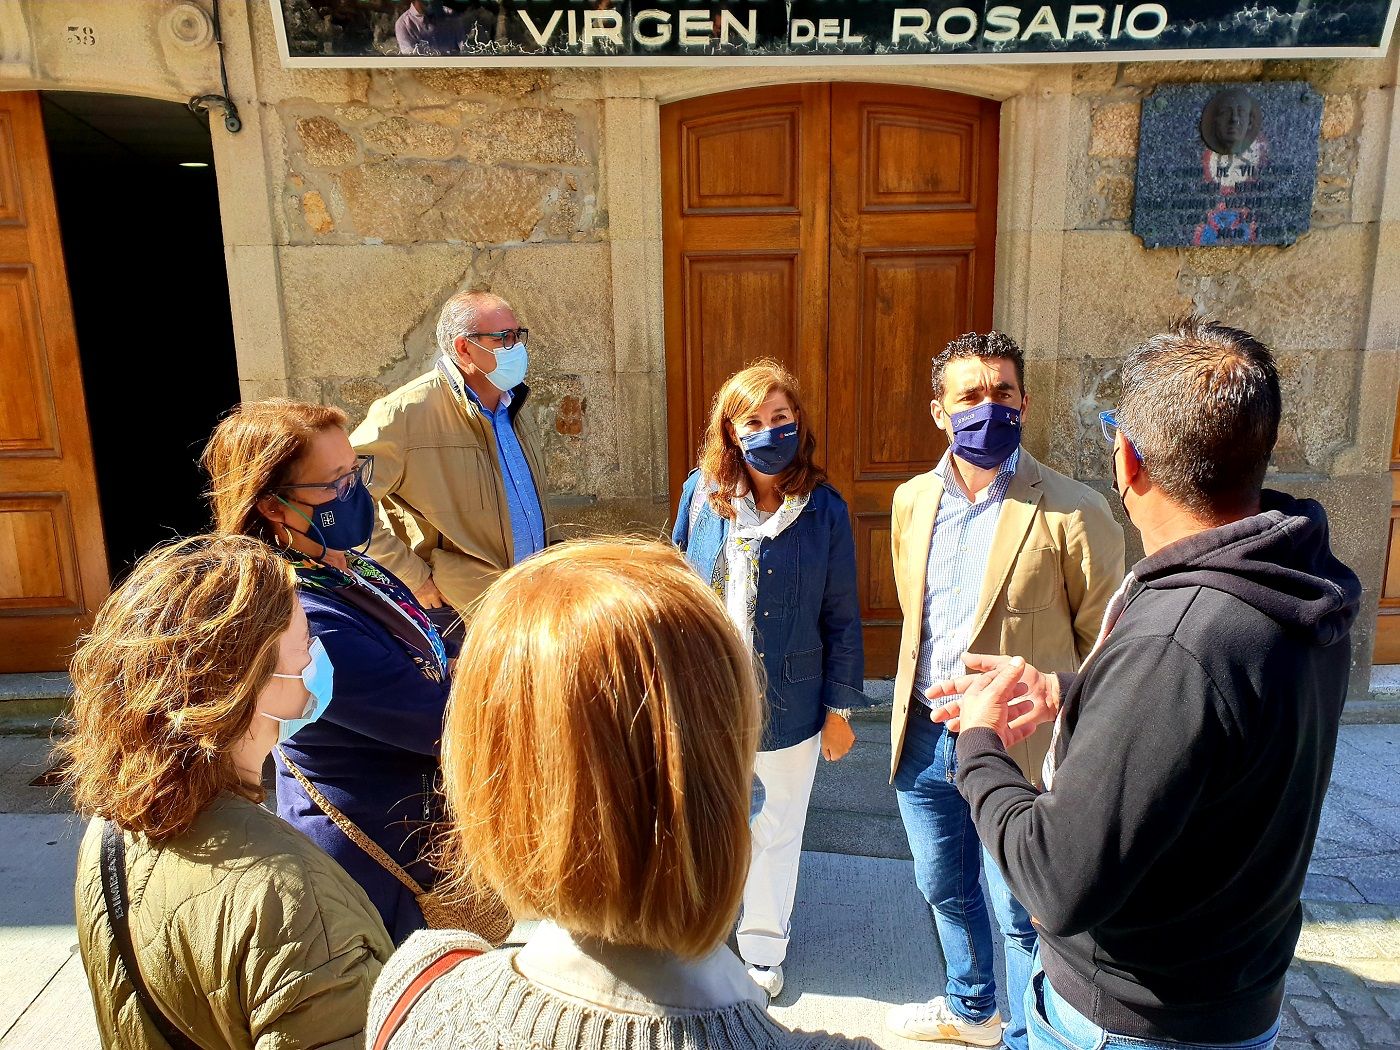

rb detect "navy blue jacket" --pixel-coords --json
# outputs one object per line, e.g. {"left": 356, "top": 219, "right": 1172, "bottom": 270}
{"left": 273, "top": 554, "right": 454, "bottom": 944}
{"left": 673, "top": 472, "right": 867, "bottom": 751}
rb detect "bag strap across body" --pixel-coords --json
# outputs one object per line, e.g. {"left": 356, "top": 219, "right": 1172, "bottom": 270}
{"left": 277, "top": 747, "right": 429, "bottom": 899}
{"left": 371, "top": 947, "right": 480, "bottom": 1050}
{"left": 100, "top": 821, "right": 205, "bottom": 1050}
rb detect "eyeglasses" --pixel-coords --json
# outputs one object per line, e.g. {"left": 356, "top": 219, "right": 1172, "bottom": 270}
{"left": 1099, "top": 409, "right": 1142, "bottom": 463}
{"left": 467, "top": 328, "right": 528, "bottom": 351}
{"left": 276, "top": 455, "right": 373, "bottom": 502}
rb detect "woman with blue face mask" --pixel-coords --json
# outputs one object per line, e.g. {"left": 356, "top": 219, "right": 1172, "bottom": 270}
{"left": 671, "top": 361, "right": 868, "bottom": 1001}
{"left": 202, "top": 400, "right": 482, "bottom": 945}
{"left": 64, "top": 535, "right": 394, "bottom": 1049}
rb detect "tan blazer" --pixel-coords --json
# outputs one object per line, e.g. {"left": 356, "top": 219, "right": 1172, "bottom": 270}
{"left": 889, "top": 451, "right": 1124, "bottom": 785}
{"left": 351, "top": 366, "right": 550, "bottom": 617}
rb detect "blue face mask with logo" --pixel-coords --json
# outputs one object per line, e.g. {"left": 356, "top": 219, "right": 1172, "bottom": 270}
{"left": 276, "top": 481, "right": 375, "bottom": 561}
{"left": 739, "top": 422, "right": 800, "bottom": 476}
{"left": 265, "top": 637, "right": 334, "bottom": 744}
{"left": 484, "top": 341, "right": 529, "bottom": 393}
{"left": 948, "top": 403, "right": 1022, "bottom": 469}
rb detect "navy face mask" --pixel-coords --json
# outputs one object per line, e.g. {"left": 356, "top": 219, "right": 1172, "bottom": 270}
{"left": 948, "top": 403, "right": 1022, "bottom": 469}
{"left": 739, "top": 422, "right": 800, "bottom": 476}
{"left": 277, "top": 481, "right": 375, "bottom": 559}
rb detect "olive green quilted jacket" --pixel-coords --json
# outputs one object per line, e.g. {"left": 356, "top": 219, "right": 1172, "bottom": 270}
{"left": 75, "top": 793, "right": 394, "bottom": 1049}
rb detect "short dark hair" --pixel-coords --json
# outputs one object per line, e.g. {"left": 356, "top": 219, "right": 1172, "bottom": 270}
{"left": 932, "top": 331, "right": 1026, "bottom": 400}
{"left": 1118, "top": 317, "right": 1280, "bottom": 519}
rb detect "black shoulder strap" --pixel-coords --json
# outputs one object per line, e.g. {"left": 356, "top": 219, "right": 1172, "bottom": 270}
{"left": 100, "top": 821, "right": 204, "bottom": 1050}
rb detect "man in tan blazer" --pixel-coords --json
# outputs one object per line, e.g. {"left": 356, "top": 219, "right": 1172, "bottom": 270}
{"left": 352, "top": 291, "right": 550, "bottom": 642}
{"left": 884, "top": 332, "right": 1123, "bottom": 1050}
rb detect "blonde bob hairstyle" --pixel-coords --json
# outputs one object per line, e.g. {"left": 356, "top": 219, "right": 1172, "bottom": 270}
{"left": 697, "top": 359, "right": 826, "bottom": 520}
{"left": 59, "top": 535, "right": 298, "bottom": 843}
{"left": 202, "top": 398, "right": 349, "bottom": 544}
{"left": 439, "top": 538, "right": 762, "bottom": 958}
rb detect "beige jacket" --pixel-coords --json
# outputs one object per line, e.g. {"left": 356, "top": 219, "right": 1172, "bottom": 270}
{"left": 889, "top": 451, "right": 1125, "bottom": 785}
{"left": 351, "top": 365, "right": 550, "bottom": 616}
{"left": 75, "top": 794, "right": 394, "bottom": 1050}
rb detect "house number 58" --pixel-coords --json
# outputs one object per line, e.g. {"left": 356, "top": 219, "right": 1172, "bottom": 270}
{"left": 66, "top": 24, "right": 97, "bottom": 47}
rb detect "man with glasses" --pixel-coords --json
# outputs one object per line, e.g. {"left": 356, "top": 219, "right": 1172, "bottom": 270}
{"left": 934, "top": 319, "right": 1360, "bottom": 1050}
{"left": 353, "top": 290, "right": 548, "bottom": 642}
{"left": 885, "top": 331, "right": 1123, "bottom": 1050}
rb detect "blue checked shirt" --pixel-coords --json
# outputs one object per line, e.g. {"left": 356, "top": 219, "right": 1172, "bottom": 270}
{"left": 912, "top": 448, "right": 1020, "bottom": 706}
{"left": 458, "top": 376, "right": 546, "bottom": 565}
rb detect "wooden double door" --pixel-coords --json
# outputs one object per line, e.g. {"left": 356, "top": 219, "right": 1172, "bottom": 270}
{"left": 662, "top": 83, "right": 1000, "bottom": 674}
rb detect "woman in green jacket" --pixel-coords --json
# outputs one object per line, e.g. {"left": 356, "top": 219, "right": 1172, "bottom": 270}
{"left": 64, "top": 534, "right": 394, "bottom": 1050}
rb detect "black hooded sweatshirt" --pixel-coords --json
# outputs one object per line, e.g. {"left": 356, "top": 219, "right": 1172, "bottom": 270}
{"left": 955, "top": 490, "right": 1361, "bottom": 1043}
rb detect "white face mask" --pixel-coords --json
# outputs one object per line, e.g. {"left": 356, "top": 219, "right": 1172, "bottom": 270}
{"left": 262, "top": 637, "right": 334, "bottom": 744}
{"left": 483, "top": 341, "right": 528, "bottom": 392}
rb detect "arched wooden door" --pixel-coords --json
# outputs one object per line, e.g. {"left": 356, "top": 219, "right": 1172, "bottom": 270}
{"left": 662, "top": 82, "right": 1000, "bottom": 675}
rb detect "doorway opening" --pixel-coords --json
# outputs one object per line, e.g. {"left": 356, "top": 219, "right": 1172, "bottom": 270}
{"left": 661, "top": 83, "right": 1001, "bottom": 674}
{"left": 40, "top": 92, "right": 240, "bottom": 580}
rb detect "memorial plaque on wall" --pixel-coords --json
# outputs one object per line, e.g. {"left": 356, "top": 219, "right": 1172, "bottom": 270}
{"left": 1132, "top": 82, "right": 1324, "bottom": 249}
{"left": 271, "top": 1, "right": 1400, "bottom": 66}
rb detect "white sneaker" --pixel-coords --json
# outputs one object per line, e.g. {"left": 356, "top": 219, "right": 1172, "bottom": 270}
{"left": 885, "top": 997, "right": 1002, "bottom": 1045}
{"left": 747, "top": 963, "right": 784, "bottom": 998}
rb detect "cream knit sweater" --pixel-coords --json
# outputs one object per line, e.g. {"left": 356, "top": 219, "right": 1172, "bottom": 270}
{"left": 369, "top": 928, "right": 872, "bottom": 1050}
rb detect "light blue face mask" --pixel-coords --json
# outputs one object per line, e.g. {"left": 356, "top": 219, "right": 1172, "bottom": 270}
{"left": 264, "top": 637, "right": 334, "bottom": 744}
{"left": 482, "top": 340, "right": 528, "bottom": 392}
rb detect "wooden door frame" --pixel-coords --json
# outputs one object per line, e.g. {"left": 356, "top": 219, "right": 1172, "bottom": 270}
{"left": 599, "top": 65, "right": 1075, "bottom": 509}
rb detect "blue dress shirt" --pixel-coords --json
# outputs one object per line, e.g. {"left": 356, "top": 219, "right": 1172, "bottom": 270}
{"left": 913, "top": 448, "right": 1020, "bottom": 705}
{"left": 458, "top": 372, "right": 546, "bottom": 564}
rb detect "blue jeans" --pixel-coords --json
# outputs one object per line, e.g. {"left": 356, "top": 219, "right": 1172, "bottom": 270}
{"left": 896, "top": 709, "right": 1037, "bottom": 1049}
{"left": 1026, "top": 966, "right": 1280, "bottom": 1050}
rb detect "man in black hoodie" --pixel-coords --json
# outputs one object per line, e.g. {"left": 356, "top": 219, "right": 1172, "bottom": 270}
{"left": 928, "top": 318, "right": 1361, "bottom": 1050}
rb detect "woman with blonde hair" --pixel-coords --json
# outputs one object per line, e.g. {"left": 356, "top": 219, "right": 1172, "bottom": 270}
{"left": 672, "top": 360, "right": 866, "bottom": 999}
{"left": 66, "top": 534, "right": 393, "bottom": 1049}
{"left": 202, "top": 400, "right": 487, "bottom": 944}
{"left": 367, "top": 539, "right": 866, "bottom": 1050}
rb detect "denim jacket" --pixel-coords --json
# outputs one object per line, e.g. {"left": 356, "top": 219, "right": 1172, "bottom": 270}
{"left": 673, "top": 471, "right": 868, "bottom": 751}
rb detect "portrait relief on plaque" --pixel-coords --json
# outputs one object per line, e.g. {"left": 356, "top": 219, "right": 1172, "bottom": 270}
{"left": 1195, "top": 88, "right": 1267, "bottom": 246}
{"left": 1134, "top": 81, "right": 1323, "bottom": 250}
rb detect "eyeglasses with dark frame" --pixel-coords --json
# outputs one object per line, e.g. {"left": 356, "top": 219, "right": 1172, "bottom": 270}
{"left": 275, "top": 455, "right": 373, "bottom": 503}
{"left": 466, "top": 328, "right": 529, "bottom": 352}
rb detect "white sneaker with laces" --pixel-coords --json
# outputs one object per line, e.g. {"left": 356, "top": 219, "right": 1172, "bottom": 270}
{"left": 747, "top": 963, "right": 784, "bottom": 999}
{"left": 885, "top": 996, "right": 1002, "bottom": 1045}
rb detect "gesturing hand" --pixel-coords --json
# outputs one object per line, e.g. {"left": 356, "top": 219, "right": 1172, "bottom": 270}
{"left": 928, "top": 652, "right": 1059, "bottom": 746}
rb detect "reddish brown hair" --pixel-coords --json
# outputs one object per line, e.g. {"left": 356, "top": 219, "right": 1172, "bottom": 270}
{"left": 202, "top": 399, "right": 348, "bottom": 543}
{"left": 59, "top": 535, "right": 297, "bottom": 843}
{"left": 696, "top": 360, "right": 825, "bottom": 520}
{"left": 439, "top": 538, "right": 762, "bottom": 958}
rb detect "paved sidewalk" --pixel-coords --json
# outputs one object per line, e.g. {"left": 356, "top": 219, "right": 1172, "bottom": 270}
{"left": 1, "top": 722, "right": 1397, "bottom": 1048}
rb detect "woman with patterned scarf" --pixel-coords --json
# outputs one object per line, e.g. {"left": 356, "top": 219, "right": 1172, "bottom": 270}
{"left": 672, "top": 360, "right": 867, "bottom": 1001}
{"left": 202, "top": 399, "right": 461, "bottom": 944}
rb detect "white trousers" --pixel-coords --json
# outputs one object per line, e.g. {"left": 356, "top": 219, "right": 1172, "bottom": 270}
{"left": 736, "top": 731, "right": 822, "bottom": 967}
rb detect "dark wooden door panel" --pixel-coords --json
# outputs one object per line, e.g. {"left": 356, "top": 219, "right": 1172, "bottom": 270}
{"left": 663, "top": 84, "right": 830, "bottom": 509}
{"left": 0, "top": 92, "right": 108, "bottom": 671}
{"left": 1375, "top": 388, "right": 1400, "bottom": 663}
{"left": 829, "top": 83, "right": 1000, "bottom": 676}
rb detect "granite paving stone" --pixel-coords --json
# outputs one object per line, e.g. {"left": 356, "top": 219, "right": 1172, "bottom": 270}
{"left": 1315, "top": 1030, "right": 1363, "bottom": 1050}
{"left": 1295, "top": 997, "right": 1348, "bottom": 1028}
